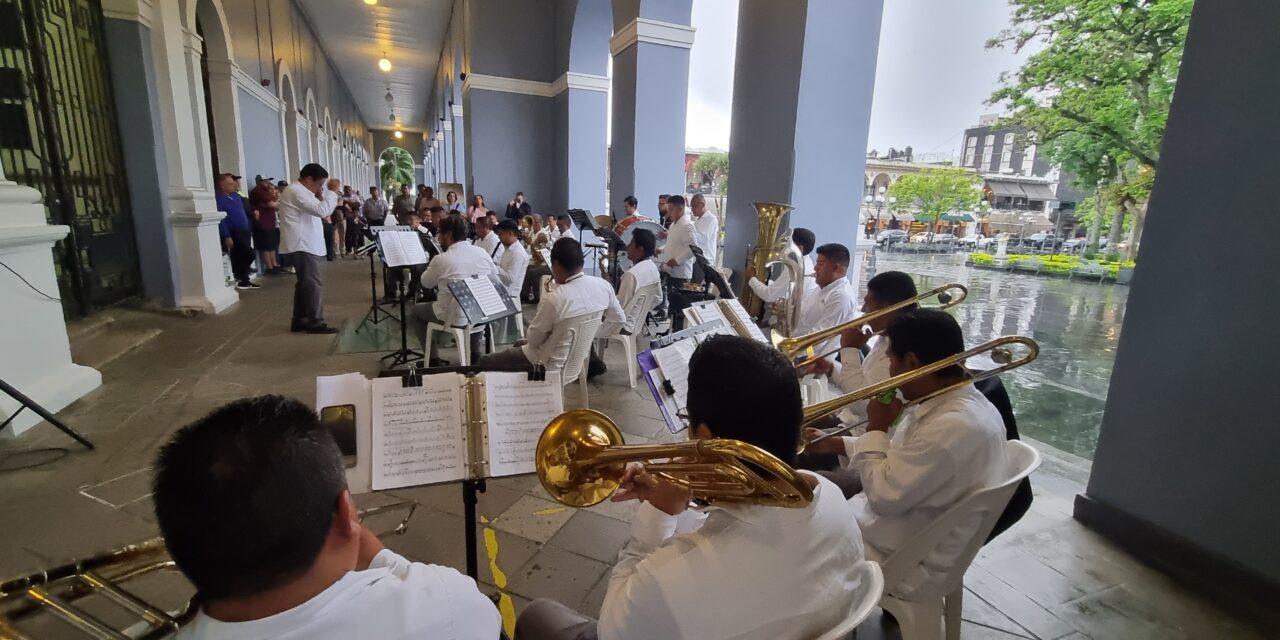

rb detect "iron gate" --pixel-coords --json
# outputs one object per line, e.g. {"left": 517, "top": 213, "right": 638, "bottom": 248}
{"left": 0, "top": 0, "right": 141, "bottom": 318}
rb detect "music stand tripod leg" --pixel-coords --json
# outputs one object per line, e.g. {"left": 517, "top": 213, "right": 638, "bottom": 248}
{"left": 0, "top": 378, "right": 94, "bottom": 450}
{"left": 463, "top": 478, "right": 487, "bottom": 580}
{"left": 379, "top": 277, "right": 424, "bottom": 368}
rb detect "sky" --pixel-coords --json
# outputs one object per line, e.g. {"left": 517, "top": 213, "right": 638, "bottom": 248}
{"left": 684, "top": 0, "right": 1038, "bottom": 160}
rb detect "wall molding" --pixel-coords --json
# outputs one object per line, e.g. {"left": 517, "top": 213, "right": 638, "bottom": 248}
{"left": 464, "top": 73, "right": 554, "bottom": 98}
{"left": 610, "top": 18, "right": 696, "bottom": 56}
{"left": 100, "top": 0, "right": 155, "bottom": 29}
{"left": 232, "top": 65, "right": 282, "bottom": 112}
{"left": 551, "top": 72, "right": 609, "bottom": 96}
{"left": 451, "top": 103, "right": 465, "bottom": 118}
{"left": 441, "top": 120, "right": 453, "bottom": 132}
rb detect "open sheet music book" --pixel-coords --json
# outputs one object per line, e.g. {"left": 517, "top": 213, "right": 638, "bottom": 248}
{"left": 317, "top": 370, "right": 563, "bottom": 492}
{"left": 375, "top": 230, "right": 429, "bottom": 267}
{"left": 686, "top": 298, "right": 769, "bottom": 343}
{"left": 639, "top": 321, "right": 729, "bottom": 433}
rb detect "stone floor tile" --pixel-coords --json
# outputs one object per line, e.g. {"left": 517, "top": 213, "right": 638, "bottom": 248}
{"left": 961, "top": 586, "right": 1038, "bottom": 638}
{"left": 1052, "top": 585, "right": 1194, "bottom": 640}
{"left": 579, "top": 571, "right": 611, "bottom": 618}
{"left": 380, "top": 505, "right": 467, "bottom": 571}
{"left": 490, "top": 473, "right": 551, "bottom": 498}
{"left": 77, "top": 466, "right": 153, "bottom": 508}
{"left": 476, "top": 525, "right": 542, "bottom": 589}
{"left": 491, "top": 494, "right": 576, "bottom": 543}
{"left": 389, "top": 481, "right": 524, "bottom": 520}
{"left": 506, "top": 546, "right": 610, "bottom": 607}
{"left": 547, "top": 510, "right": 631, "bottom": 563}
{"left": 581, "top": 495, "right": 641, "bottom": 523}
{"left": 964, "top": 564, "right": 1078, "bottom": 640}
{"left": 978, "top": 548, "right": 1092, "bottom": 608}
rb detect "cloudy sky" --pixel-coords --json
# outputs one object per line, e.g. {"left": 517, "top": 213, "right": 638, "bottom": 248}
{"left": 685, "top": 0, "right": 1037, "bottom": 160}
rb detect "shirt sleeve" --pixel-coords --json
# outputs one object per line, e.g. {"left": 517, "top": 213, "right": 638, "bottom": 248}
{"left": 664, "top": 225, "right": 694, "bottom": 265}
{"left": 420, "top": 253, "right": 445, "bottom": 289}
{"left": 853, "top": 422, "right": 959, "bottom": 516}
{"left": 836, "top": 347, "right": 869, "bottom": 394}
{"left": 284, "top": 187, "right": 336, "bottom": 219}
{"left": 523, "top": 293, "right": 558, "bottom": 355}
{"left": 369, "top": 550, "right": 502, "bottom": 640}
{"left": 748, "top": 269, "right": 792, "bottom": 303}
{"left": 597, "top": 503, "right": 683, "bottom": 640}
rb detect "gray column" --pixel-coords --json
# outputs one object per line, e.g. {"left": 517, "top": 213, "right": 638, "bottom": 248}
{"left": 608, "top": 1, "right": 695, "bottom": 217}
{"left": 451, "top": 103, "right": 467, "bottom": 192}
{"left": 552, "top": 78, "right": 609, "bottom": 214}
{"left": 1075, "top": 0, "right": 1280, "bottom": 601}
{"left": 722, "top": 0, "right": 882, "bottom": 288}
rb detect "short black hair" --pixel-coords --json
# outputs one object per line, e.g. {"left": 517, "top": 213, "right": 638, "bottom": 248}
{"left": 556, "top": 214, "right": 570, "bottom": 223}
{"left": 299, "top": 163, "right": 328, "bottom": 181}
{"left": 867, "top": 271, "right": 918, "bottom": 306}
{"left": 687, "top": 336, "right": 802, "bottom": 466}
{"left": 474, "top": 215, "right": 491, "bottom": 229}
{"left": 418, "top": 184, "right": 427, "bottom": 190}
{"left": 885, "top": 309, "right": 966, "bottom": 378}
{"left": 659, "top": 194, "right": 670, "bottom": 201}
{"left": 624, "top": 195, "right": 638, "bottom": 207}
{"left": 815, "top": 243, "right": 850, "bottom": 268}
{"left": 152, "top": 396, "right": 346, "bottom": 600}
{"left": 437, "top": 213, "right": 468, "bottom": 241}
{"left": 630, "top": 228, "right": 656, "bottom": 259}
{"left": 792, "top": 228, "right": 816, "bottom": 254}
{"left": 551, "top": 236, "right": 584, "bottom": 272}
{"left": 667, "top": 194, "right": 686, "bottom": 208}
{"left": 429, "top": 205, "right": 446, "bottom": 215}
{"left": 497, "top": 219, "right": 519, "bottom": 234}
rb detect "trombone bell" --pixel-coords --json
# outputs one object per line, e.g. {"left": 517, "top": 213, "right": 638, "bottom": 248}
{"left": 536, "top": 409, "right": 628, "bottom": 507}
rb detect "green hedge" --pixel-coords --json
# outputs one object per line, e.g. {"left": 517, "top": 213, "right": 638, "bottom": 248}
{"left": 967, "top": 253, "right": 1135, "bottom": 280}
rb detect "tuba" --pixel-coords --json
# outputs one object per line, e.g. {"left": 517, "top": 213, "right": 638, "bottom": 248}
{"left": 740, "top": 202, "right": 795, "bottom": 321}
{"left": 764, "top": 238, "right": 808, "bottom": 337}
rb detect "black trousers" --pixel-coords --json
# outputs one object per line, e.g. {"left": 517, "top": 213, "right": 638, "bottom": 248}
{"left": 289, "top": 252, "right": 325, "bottom": 329}
{"left": 322, "top": 221, "right": 336, "bottom": 259}
{"left": 228, "top": 229, "right": 254, "bottom": 285}
{"left": 665, "top": 276, "right": 691, "bottom": 331}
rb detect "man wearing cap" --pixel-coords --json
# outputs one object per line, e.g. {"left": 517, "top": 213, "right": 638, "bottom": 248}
{"left": 216, "top": 173, "right": 257, "bottom": 290}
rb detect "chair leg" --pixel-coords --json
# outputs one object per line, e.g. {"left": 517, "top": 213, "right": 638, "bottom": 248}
{"left": 516, "top": 312, "right": 526, "bottom": 338}
{"left": 579, "top": 366, "right": 589, "bottom": 408}
{"left": 624, "top": 337, "right": 637, "bottom": 388}
{"left": 882, "top": 597, "right": 943, "bottom": 640}
{"left": 454, "top": 329, "right": 470, "bottom": 366}
{"left": 425, "top": 325, "right": 437, "bottom": 362}
{"left": 944, "top": 587, "right": 962, "bottom": 640}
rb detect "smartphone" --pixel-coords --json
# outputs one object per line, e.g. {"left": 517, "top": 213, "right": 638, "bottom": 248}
{"left": 320, "top": 404, "right": 358, "bottom": 468}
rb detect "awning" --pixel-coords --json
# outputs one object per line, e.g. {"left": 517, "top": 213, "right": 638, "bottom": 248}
{"left": 941, "top": 213, "right": 975, "bottom": 222}
{"left": 1021, "top": 182, "right": 1058, "bottom": 200}
{"left": 987, "top": 181, "right": 1025, "bottom": 198}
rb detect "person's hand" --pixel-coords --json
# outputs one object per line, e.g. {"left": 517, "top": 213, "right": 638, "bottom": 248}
{"left": 804, "top": 357, "right": 834, "bottom": 377}
{"left": 354, "top": 524, "right": 385, "bottom": 571}
{"left": 611, "top": 463, "right": 692, "bottom": 516}
{"left": 666, "top": 258, "right": 677, "bottom": 268}
{"left": 866, "top": 395, "right": 904, "bottom": 433}
{"left": 840, "top": 324, "right": 872, "bottom": 349}
{"left": 803, "top": 427, "right": 844, "bottom": 456}
{"left": 509, "top": 199, "right": 516, "bottom": 206}
{"left": 658, "top": 231, "right": 668, "bottom": 240}
{"left": 745, "top": 264, "right": 756, "bottom": 280}
{"left": 222, "top": 237, "right": 233, "bottom": 251}
{"left": 513, "top": 339, "right": 528, "bottom": 348}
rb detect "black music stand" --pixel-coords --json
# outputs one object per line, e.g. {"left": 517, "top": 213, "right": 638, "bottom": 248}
{"left": 691, "top": 246, "right": 734, "bottom": 299}
{"left": 591, "top": 227, "right": 625, "bottom": 288}
{"left": 0, "top": 378, "right": 93, "bottom": 450}
{"left": 376, "top": 230, "right": 430, "bottom": 369}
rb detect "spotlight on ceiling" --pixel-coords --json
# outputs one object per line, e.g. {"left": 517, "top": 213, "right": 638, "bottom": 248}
{"left": 378, "top": 55, "right": 392, "bottom": 73}
{"left": 363, "top": 0, "right": 377, "bottom": 5}
{"left": 385, "top": 91, "right": 394, "bottom": 103}
{"left": 394, "top": 130, "right": 403, "bottom": 139}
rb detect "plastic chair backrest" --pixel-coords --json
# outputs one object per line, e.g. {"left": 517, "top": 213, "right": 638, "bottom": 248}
{"left": 620, "top": 282, "right": 661, "bottom": 336}
{"left": 879, "top": 440, "right": 1041, "bottom": 599}
{"left": 814, "top": 560, "right": 885, "bottom": 640}
{"left": 547, "top": 311, "right": 604, "bottom": 380}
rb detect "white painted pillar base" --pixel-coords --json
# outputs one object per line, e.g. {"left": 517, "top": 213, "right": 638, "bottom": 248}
{"left": 170, "top": 188, "right": 238, "bottom": 314}
{"left": 0, "top": 182, "right": 102, "bottom": 437}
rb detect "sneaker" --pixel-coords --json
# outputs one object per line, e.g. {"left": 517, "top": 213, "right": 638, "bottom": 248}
{"left": 305, "top": 323, "right": 339, "bottom": 335}
{"left": 235, "top": 281, "right": 260, "bottom": 290}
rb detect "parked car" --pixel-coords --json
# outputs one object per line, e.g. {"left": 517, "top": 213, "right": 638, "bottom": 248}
{"left": 876, "top": 229, "right": 908, "bottom": 246}
{"left": 1062, "top": 238, "right": 1087, "bottom": 252}
{"left": 1027, "top": 232, "right": 1063, "bottom": 250}
{"left": 931, "top": 233, "right": 958, "bottom": 245}
{"left": 976, "top": 234, "right": 1001, "bottom": 250}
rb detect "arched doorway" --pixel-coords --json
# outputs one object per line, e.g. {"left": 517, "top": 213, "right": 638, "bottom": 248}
{"left": 195, "top": 0, "right": 241, "bottom": 176}
{"left": 278, "top": 65, "right": 301, "bottom": 179}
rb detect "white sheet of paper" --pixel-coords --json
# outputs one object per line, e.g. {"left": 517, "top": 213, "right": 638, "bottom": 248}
{"left": 466, "top": 276, "right": 509, "bottom": 317}
{"left": 379, "top": 230, "right": 428, "bottom": 268}
{"left": 316, "top": 373, "right": 373, "bottom": 494}
{"left": 651, "top": 338, "right": 698, "bottom": 414}
{"left": 721, "top": 298, "right": 769, "bottom": 342}
{"left": 370, "top": 375, "right": 467, "bottom": 490}
{"left": 483, "top": 371, "right": 564, "bottom": 477}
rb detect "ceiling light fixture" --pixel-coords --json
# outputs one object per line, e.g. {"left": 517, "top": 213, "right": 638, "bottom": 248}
{"left": 363, "top": 0, "right": 377, "bottom": 5}
{"left": 378, "top": 53, "right": 392, "bottom": 73}
{"left": 394, "top": 130, "right": 403, "bottom": 139}
{"left": 385, "top": 90, "right": 394, "bottom": 103}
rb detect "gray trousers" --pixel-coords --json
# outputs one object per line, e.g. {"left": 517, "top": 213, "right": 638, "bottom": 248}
{"left": 514, "top": 598, "right": 598, "bottom": 640}
{"left": 475, "top": 346, "right": 533, "bottom": 367}
{"left": 289, "top": 252, "right": 324, "bottom": 328}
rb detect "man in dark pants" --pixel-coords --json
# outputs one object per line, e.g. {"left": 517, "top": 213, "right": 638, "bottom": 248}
{"left": 277, "top": 164, "right": 340, "bottom": 334}
{"left": 215, "top": 173, "right": 258, "bottom": 290}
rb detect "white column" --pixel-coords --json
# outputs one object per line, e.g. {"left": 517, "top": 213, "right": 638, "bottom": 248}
{"left": 451, "top": 103, "right": 466, "bottom": 193}
{"left": 204, "top": 57, "right": 246, "bottom": 176}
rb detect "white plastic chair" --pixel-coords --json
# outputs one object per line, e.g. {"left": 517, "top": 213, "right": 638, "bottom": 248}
{"left": 815, "top": 560, "right": 884, "bottom": 640}
{"left": 424, "top": 322, "right": 489, "bottom": 366}
{"left": 876, "top": 440, "right": 1041, "bottom": 640}
{"left": 598, "top": 282, "right": 661, "bottom": 387}
{"left": 537, "top": 311, "right": 603, "bottom": 408}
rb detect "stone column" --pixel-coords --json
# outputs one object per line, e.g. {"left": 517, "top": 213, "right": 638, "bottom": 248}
{"left": 553, "top": 72, "right": 610, "bottom": 214}
{"left": 608, "top": 2, "right": 695, "bottom": 216}
{"left": 451, "top": 103, "right": 467, "bottom": 192}
{"left": 204, "top": 57, "right": 246, "bottom": 177}
{"left": 0, "top": 175, "right": 102, "bottom": 437}
{"left": 441, "top": 119, "right": 454, "bottom": 184}
{"left": 722, "top": 0, "right": 883, "bottom": 291}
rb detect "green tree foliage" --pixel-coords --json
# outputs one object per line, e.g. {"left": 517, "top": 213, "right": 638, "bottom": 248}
{"left": 987, "top": 0, "right": 1193, "bottom": 259}
{"left": 379, "top": 147, "right": 415, "bottom": 193}
{"left": 691, "top": 151, "right": 729, "bottom": 195}
{"left": 888, "top": 167, "right": 983, "bottom": 237}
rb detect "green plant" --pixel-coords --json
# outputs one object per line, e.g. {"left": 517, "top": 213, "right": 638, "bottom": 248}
{"left": 379, "top": 147, "right": 415, "bottom": 193}
{"left": 1105, "top": 251, "right": 1122, "bottom": 263}
{"left": 969, "top": 252, "right": 995, "bottom": 265}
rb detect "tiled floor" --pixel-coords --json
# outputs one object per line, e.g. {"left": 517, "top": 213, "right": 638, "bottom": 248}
{"left": 0, "top": 259, "right": 1271, "bottom": 638}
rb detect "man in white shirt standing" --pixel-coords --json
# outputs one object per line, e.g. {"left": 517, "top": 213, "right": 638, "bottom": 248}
{"left": 746, "top": 227, "right": 820, "bottom": 326}
{"left": 477, "top": 236, "right": 624, "bottom": 372}
{"left": 514, "top": 336, "right": 871, "bottom": 640}
{"left": 472, "top": 214, "right": 501, "bottom": 259}
{"left": 689, "top": 194, "right": 719, "bottom": 279}
{"left": 658, "top": 195, "right": 697, "bottom": 330}
{"left": 417, "top": 214, "right": 497, "bottom": 362}
{"left": 154, "top": 395, "right": 500, "bottom": 640}
{"left": 277, "top": 163, "right": 341, "bottom": 334}
{"left": 792, "top": 243, "right": 858, "bottom": 357}
{"left": 600, "top": 228, "right": 660, "bottom": 337}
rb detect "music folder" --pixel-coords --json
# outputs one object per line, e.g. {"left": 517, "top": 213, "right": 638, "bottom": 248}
{"left": 374, "top": 230, "right": 429, "bottom": 268}
{"left": 447, "top": 274, "right": 520, "bottom": 325}
{"left": 639, "top": 319, "right": 729, "bottom": 433}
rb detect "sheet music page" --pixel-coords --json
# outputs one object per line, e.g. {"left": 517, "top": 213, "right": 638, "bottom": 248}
{"left": 483, "top": 371, "right": 564, "bottom": 477}
{"left": 721, "top": 299, "right": 769, "bottom": 342}
{"left": 370, "top": 375, "right": 467, "bottom": 490}
{"left": 650, "top": 338, "right": 698, "bottom": 413}
{"left": 466, "top": 276, "right": 509, "bottom": 317}
{"left": 379, "top": 231, "right": 429, "bottom": 267}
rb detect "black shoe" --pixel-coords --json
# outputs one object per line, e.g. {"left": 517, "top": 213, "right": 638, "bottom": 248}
{"left": 235, "top": 281, "right": 260, "bottom": 290}
{"left": 305, "top": 323, "right": 339, "bottom": 334}
{"left": 587, "top": 359, "right": 607, "bottom": 380}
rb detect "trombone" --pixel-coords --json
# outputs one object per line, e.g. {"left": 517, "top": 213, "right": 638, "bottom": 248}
{"left": 535, "top": 409, "right": 813, "bottom": 509}
{"left": 777, "top": 283, "right": 968, "bottom": 368}
{"left": 800, "top": 335, "right": 1039, "bottom": 451}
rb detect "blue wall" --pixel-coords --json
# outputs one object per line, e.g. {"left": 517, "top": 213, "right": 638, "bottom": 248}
{"left": 238, "top": 88, "right": 286, "bottom": 182}
{"left": 465, "top": 90, "right": 553, "bottom": 211}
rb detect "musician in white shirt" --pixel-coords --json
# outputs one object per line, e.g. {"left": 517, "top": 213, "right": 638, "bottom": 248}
{"left": 417, "top": 214, "right": 497, "bottom": 361}
{"left": 545, "top": 214, "right": 564, "bottom": 243}
{"left": 478, "top": 236, "right": 624, "bottom": 371}
{"left": 495, "top": 219, "right": 529, "bottom": 299}
{"left": 745, "top": 227, "right": 820, "bottom": 316}
{"left": 658, "top": 195, "right": 697, "bottom": 330}
{"left": 845, "top": 310, "right": 1008, "bottom": 597}
{"left": 600, "top": 229, "right": 660, "bottom": 337}
{"left": 277, "top": 164, "right": 341, "bottom": 334}
{"left": 472, "top": 214, "right": 502, "bottom": 259}
{"left": 514, "top": 336, "right": 871, "bottom": 640}
{"left": 154, "top": 396, "right": 500, "bottom": 640}
{"left": 689, "top": 193, "right": 719, "bottom": 267}
{"left": 792, "top": 243, "right": 858, "bottom": 357}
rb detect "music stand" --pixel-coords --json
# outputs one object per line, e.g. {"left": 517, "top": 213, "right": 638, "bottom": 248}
{"left": 0, "top": 378, "right": 93, "bottom": 450}
{"left": 375, "top": 230, "right": 431, "bottom": 369}
{"left": 591, "top": 227, "right": 626, "bottom": 287}
{"left": 691, "top": 246, "right": 734, "bottom": 299}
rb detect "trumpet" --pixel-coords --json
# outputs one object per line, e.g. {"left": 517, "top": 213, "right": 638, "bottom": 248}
{"left": 535, "top": 409, "right": 813, "bottom": 509}
{"left": 799, "top": 335, "right": 1039, "bottom": 452}
{"left": 777, "top": 283, "right": 967, "bottom": 367}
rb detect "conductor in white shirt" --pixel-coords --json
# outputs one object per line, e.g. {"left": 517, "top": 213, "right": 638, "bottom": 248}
{"left": 514, "top": 336, "right": 871, "bottom": 640}
{"left": 600, "top": 229, "right": 660, "bottom": 337}
{"left": 417, "top": 214, "right": 498, "bottom": 362}
{"left": 689, "top": 194, "right": 719, "bottom": 281}
{"left": 477, "top": 236, "right": 624, "bottom": 372}
{"left": 745, "top": 227, "right": 820, "bottom": 322}
{"left": 792, "top": 243, "right": 858, "bottom": 357}
{"left": 153, "top": 395, "right": 500, "bottom": 640}
{"left": 277, "top": 163, "right": 341, "bottom": 334}
{"left": 658, "top": 195, "right": 696, "bottom": 330}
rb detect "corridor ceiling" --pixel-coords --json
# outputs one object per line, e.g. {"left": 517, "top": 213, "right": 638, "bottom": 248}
{"left": 298, "top": 0, "right": 452, "bottom": 133}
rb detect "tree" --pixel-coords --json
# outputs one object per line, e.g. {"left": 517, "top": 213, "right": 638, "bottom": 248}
{"left": 692, "top": 151, "right": 729, "bottom": 214}
{"left": 379, "top": 147, "right": 415, "bottom": 193}
{"left": 888, "top": 167, "right": 983, "bottom": 239}
{"left": 987, "top": 0, "right": 1193, "bottom": 261}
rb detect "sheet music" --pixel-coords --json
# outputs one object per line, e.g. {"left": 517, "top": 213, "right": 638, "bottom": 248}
{"left": 720, "top": 299, "right": 769, "bottom": 342}
{"left": 466, "top": 276, "right": 509, "bottom": 317}
{"left": 651, "top": 338, "right": 698, "bottom": 414}
{"left": 483, "top": 372, "right": 564, "bottom": 477}
{"left": 378, "top": 230, "right": 429, "bottom": 267}
{"left": 370, "top": 375, "right": 467, "bottom": 489}
{"left": 689, "top": 302, "right": 736, "bottom": 338}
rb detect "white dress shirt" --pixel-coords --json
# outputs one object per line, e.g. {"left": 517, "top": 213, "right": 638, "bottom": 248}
{"left": 473, "top": 230, "right": 501, "bottom": 259}
{"left": 602, "top": 259, "right": 661, "bottom": 336}
{"left": 496, "top": 240, "right": 529, "bottom": 299}
{"left": 597, "top": 473, "right": 870, "bottom": 640}
{"left": 828, "top": 335, "right": 893, "bottom": 430}
{"left": 748, "top": 254, "right": 819, "bottom": 304}
{"left": 278, "top": 183, "right": 339, "bottom": 256}
{"left": 661, "top": 214, "right": 697, "bottom": 280}
{"left": 849, "top": 384, "right": 1008, "bottom": 597}
{"left": 692, "top": 211, "right": 719, "bottom": 265}
{"left": 176, "top": 549, "right": 500, "bottom": 640}
{"left": 794, "top": 277, "right": 858, "bottom": 357}
{"left": 522, "top": 272, "right": 625, "bottom": 370}
{"left": 419, "top": 241, "right": 498, "bottom": 326}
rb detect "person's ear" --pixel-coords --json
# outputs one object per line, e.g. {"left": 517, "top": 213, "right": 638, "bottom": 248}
{"left": 904, "top": 351, "right": 923, "bottom": 371}
{"left": 334, "top": 489, "right": 360, "bottom": 538}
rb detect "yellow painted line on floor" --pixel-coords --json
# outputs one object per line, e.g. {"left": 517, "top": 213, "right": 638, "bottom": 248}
{"left": 483, "top": 526, "right": 516, "bottom": 637}
{"left": 533, "top": 506, "right": 567, "bottom": 516}
{"left": 480, "top": 515, "right": 490, "bottom": 524}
